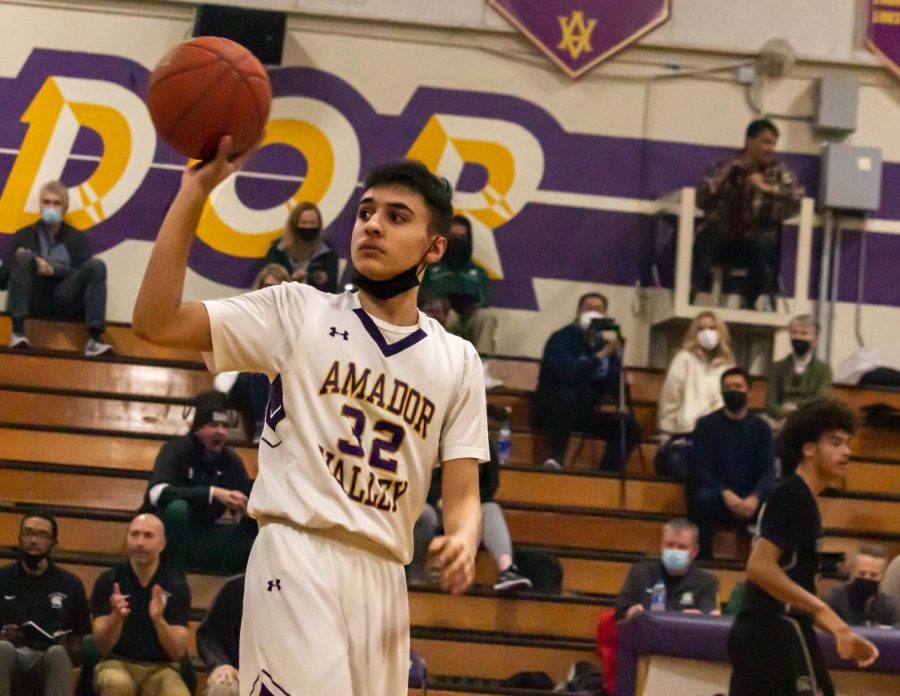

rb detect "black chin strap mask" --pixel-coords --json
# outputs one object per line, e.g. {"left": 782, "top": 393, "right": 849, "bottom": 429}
{"left": 352, "top": 238, "right": 441, "bottom": 301}
{"left": 20, "top": 550, "right": 48, "bottom": 571}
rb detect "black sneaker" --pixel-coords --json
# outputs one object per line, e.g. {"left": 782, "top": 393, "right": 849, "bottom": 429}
{"left": 493, "top": 565, "right": 532, "bottom": 592}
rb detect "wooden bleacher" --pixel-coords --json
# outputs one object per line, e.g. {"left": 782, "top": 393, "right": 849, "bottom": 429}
{"left": 1, "top": 320, "right": 898, "bottom": 694}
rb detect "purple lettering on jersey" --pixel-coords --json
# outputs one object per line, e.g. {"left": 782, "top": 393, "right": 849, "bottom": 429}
{"left": 265, "top": 375, "right": 286, "bottom": 431}
{"left": 250, "top": 670, "right": 291, "bottom": 696}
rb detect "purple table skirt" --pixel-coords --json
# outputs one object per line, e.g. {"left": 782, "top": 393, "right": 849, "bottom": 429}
{"left": 615, "top": 612, "right": 900, "bottom": 696}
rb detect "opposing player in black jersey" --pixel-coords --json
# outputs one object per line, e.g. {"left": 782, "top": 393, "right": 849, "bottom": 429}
{"left": 728, "top": 399, "right": 879, "bottom": 695}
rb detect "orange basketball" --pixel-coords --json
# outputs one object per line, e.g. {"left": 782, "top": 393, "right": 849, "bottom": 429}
{"left": 147, "top": 36, "right": 271, "bottom": 161}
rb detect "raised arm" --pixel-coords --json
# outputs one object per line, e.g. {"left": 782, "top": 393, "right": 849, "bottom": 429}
{"left": 132, "top": 136, "right": 258, "bottom": 350}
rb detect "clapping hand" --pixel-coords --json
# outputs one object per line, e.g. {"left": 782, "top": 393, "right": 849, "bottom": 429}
{"left": 110, "top": 582, "right": 131, "bottom": 621}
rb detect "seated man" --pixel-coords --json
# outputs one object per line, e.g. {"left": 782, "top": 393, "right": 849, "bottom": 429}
{"left": 143, "top": 391, "right": 256, "bottom": 575}
{"left": 0, "top": 180, "right": 112, "bottom": 355}
{"left": 409, "top": 443, "right": 531, "bottom": 592}
{"left": 693, "top": 119, "right": 804, "bottom": 310}
{"left": 614, "top": 518, "right": 720, "bottom": 621}
{"left": 91, "top": 514, "right": 191, "bottom": 696}
{"left": 197, "top": 575, "right": 244, "bottom": 696}
{"left": 531, "top": 292, "right": 639, "bottom": 470}
{"left": 687, "top": 367, "right": 776, "bottom": 558}
{"left": 765, "top": 314, "right": 832, "bottom": 426}
{"left": 823, "top": 544, "right": 899, "bottom": 627}
{"left": 419, "top": 214, "right": 496, "bottom": 354}
{"left": 0, "top": 511, "right": 91, "bottom": 695}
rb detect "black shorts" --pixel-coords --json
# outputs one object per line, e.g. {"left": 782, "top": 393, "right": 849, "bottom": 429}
{"left": 728, "top": 611, "right": 834, "bottom": 696}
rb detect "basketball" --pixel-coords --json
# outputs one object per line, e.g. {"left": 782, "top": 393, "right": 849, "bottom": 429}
{"left": 147, "top": 36, "right": 271, "bottom": 161}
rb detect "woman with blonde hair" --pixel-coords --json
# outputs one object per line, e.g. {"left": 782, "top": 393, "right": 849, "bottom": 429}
{"left": 262, "top": 202, "right": 338, "bottom": 292}
{"left": 656, "top": 311, "right": 735, "bottom": 477}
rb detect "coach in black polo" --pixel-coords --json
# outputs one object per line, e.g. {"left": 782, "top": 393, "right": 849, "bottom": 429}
{"left": 0, "top": 511, "right": 91, "bottom": 695}
{"left": 91, "top": 513, "right": 191, "bottom": 696}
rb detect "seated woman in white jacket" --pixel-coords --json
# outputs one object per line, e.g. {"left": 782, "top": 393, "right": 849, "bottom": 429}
{"left": 658, "top": 310, "right": 735, "bottom": 441}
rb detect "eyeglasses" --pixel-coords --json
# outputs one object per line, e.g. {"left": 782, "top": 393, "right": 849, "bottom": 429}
{"left": 20, "top": 529, "right": 53, "bottom": 541}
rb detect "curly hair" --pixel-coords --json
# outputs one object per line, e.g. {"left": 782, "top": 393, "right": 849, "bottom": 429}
{"left": 777, "top": 399, "right": 856, "bottom": 475}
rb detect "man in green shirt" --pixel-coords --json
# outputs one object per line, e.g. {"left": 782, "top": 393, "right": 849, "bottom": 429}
{"left": 766, "top": 315, "right": 832, "bottom": 425}
{"left": 419, "top": 215, "right": 496, "bottom": 354}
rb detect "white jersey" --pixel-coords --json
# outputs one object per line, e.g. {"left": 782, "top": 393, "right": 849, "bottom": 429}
{"left": 202, "top": 284, "right": 489, "bottom": 563}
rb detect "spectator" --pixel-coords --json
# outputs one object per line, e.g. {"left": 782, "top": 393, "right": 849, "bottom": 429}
{"left": 823, "top": 544, "right": 899, "bottom": 627}
{"left": 687, "top": 367, "right": 776, "bottom": 558}
{"left": 0, "top": 511, "right": 91, "bottom": 695}
{"left": 419, "top": 214, "right": 496, "bottom": 355}
{"left": 655, "top": 311, "right": 734, "bottom": 478}
{"left": 197, "top": 575, "right": 244, "bottom": 696}
{"left": 765, "top": 314, "right": 832, "bottom": 425}
{"left": 531, "top": 292, "right": 640, "bottom": 471}
{"left": 143, "top": 390, "right": 256, "bottom": 575}
{"left": 614, "top": 518, "right": 720, "bottom": 620}
{"left": 263, "top": 201, "right": 338, "bottom": 293}
{"left": 91, "top": 513, "right": 191, "bottom": 696}
{"left": 0, "top": 180, "right": 112, "bottom": 355}
{"left": 693, "top": 118, "right": 804, "bottom": 310}
{"left": 409, "top": 448, "right": 532, "bottom": 592}
{"left": 215, "top": 265, "right": 287, "bottom": 441}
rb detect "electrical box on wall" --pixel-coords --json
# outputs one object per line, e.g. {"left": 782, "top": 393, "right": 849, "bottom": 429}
{"left": 816, "top": 74, "right": 857, "bottom": 133}
{"left": 819, "top": 143, "right": 882, "bottom": 212}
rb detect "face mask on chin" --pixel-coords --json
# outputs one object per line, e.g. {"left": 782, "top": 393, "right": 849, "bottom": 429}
{"left": 352, "top": 238, "right": 440, "bottom": 301}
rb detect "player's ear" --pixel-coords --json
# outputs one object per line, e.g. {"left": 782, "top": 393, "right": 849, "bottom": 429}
{"left": 424, "top": 234, "right": 447, "bottom": 266}
{"left": 802, "top": 441, "right": 817, "bottom": 461}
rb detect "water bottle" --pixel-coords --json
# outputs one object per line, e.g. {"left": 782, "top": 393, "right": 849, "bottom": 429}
{"left": 496, "top": 409, "right": 512, "bottom": 466}
{"left": 650, "top": 579, "right": 666, "bottom": 612}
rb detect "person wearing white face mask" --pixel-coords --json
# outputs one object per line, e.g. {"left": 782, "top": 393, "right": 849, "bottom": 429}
{"left": 655, "top": 311, "right": 735, "bottom": 478}
{"left": 614, "top": 518, "right": 720, "bottom": 621}
{"left": 0, "top": 180, "right": 112, "bottom": 356}
{"left": 532, "top": 292, "right": 640, "bottom": 470}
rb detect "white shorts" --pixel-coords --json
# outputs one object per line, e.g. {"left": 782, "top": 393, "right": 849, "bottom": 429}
{"left": 240, "top": 519, "right": 410, "bottom": 696}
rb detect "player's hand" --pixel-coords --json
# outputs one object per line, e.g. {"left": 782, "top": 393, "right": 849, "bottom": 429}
{"left": 625, "top": 604, "right": 643, "bottom": 620}
{"left": 35, "top": 257, "right": 54, "bottom": 276}
{"left": 208, "top": 664, "right": 240, "bottom": 685}
{"left": 182, "top": 133, "right": 265, "bottom": 195}
{"left": 0, "top": 623, "right": 24, "bottom": 646}
{"left": 149, "top": 584, "right": 165, "bottom": 624}
{"left": 110, "top": 582, "right": 131, "bottom": 621}
{"left": 212, "top": 487, "right": 248, "bottom": 513}
{"left": 428, "top": 534, "right": 476, "bottom": 595}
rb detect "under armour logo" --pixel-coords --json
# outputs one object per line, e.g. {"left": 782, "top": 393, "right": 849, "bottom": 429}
{"left": 267, "top": 579, "right": 282, "bottom": 592}
{"left": 329, "top": 327, "right": 349, "bottom": 341}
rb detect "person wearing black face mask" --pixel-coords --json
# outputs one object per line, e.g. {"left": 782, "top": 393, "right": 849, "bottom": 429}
{"left": 765, "top": 315, "right": 832, "bottom": 426}
{"left": 0, "top": 512, "right": 92, "bottom": 695}
{"left": 418, "top": 214, "right": 496, "bottom": 355}
{"left": 823, "top": 545, "right": 900, "bottom": 627}
{"left": 686, "top": 367, "right": 776, "bottom": 559}
{"left": 262, "top": 201, "right": 339, "bottom": 293}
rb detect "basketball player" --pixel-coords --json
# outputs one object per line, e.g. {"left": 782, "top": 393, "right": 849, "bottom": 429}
{"left": 727, "top": 399, "right": 879, "bottom": 696}
{"left": 132, "top": 136, "right": 488, "bottom": 695}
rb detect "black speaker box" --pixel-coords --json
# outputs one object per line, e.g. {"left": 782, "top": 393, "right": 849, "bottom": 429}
{"left": 193, "top": 4, "right": 286, "bottom": 65}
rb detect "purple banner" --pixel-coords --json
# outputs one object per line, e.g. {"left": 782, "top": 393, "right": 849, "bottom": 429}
{"left": 867, "top": 1, "right": 900, "bottom": 78}
{"left": 489, "top": 0, "right": 670, "bottom": 78}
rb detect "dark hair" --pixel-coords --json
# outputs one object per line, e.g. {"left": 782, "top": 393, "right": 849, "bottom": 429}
{"left": 363, "top": 160, "right": 453, "bottom": 236}
{"left": 746, "top": 118, "right": 779, "bottom": 140}
{"left": 576, "top": 292, "right": 608, "bottom": 314}
{"left": 20, "top": 509, "right": 58, "bottom": 540}
{"left": 663, "top": 517, "right": 699, "bottom": 545}
{"left": 721, "top": 366, "right": 751, "bottom": 388}
{"left": 777, "top": 399, "right": 856, "bottom": 475}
